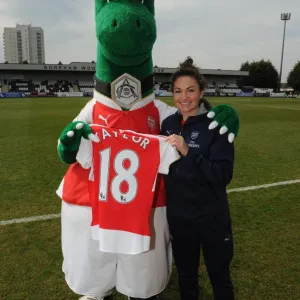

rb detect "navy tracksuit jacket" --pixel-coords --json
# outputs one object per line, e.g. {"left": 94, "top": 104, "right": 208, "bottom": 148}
{"left": 161, "top": 101, "right": 234, "bottom": 227}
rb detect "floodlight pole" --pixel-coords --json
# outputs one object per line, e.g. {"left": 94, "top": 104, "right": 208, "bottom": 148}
{"left": 278, "top": 13, "right": 291, "bottom": 89}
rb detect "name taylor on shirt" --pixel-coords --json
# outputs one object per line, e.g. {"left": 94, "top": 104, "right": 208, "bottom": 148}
{"left": 95, "top": 128, "right": 150, "bottom": 149}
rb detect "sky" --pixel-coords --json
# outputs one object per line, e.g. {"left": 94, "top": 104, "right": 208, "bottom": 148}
{"left": 0, "top": 0, "right": 299, "bottom": 82}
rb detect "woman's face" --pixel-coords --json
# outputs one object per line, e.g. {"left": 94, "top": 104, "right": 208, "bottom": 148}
{"left": 173, "top": 76, "right": 203, "bottom": 117}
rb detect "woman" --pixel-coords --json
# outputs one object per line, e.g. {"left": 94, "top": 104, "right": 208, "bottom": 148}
{"left": 161, "top": 57, "right": 235, "bottom": 300}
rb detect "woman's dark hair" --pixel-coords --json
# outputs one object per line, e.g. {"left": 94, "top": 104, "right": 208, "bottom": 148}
{"left": 171, "top": 56, "right": 207, "bottom": 91}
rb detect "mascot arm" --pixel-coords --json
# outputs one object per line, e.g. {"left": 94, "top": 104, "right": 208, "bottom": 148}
{"left": 207, "top": 104, "right": 240, "bottom": 143}
{"left": 57, "top": 100, "right": 97, "bottom": 164}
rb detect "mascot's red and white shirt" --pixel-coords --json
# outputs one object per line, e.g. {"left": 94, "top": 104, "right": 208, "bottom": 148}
{"left": 75, "top": 125, "right": 179, "bottom": 254}
{"left": 56, "top": 91, "right": 177, "bottom": 207}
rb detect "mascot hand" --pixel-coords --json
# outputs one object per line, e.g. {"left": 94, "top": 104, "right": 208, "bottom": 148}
{"left": 59, "top": 121, "right": 100, "bottom": 152}
{"left": 207, "top": 104, "right": 239, "bottom": 143}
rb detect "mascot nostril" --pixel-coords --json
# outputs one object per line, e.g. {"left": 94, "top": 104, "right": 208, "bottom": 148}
{"left": 57, "top": 0, "right": 240, "bottom": 299}
{"left": 136, "top": 19, "right": 141, "bottom": 28}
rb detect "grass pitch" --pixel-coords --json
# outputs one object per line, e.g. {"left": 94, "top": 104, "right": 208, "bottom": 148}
{"left": 1, "top": 96, "right": 300, "bottom": 299}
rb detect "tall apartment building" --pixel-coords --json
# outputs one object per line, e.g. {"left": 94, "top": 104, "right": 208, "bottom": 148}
{"left": 3, "top": 24, "right": 45, "bottom": 64}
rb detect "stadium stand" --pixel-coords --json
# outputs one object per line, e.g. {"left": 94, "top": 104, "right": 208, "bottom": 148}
{"left": 77, "top": 80, "right": 94, "bottom": 94}
{"left": 253, "top": 88, "right": 274, "bottom": 96}
{"left": 205, "top": 88, "right": 217, "bottom": 93}
{"left": 8, "top": 80, "right": 31, "bottom": 94}
{"left": 220, "top": 88, "right": 242, "bottom": 94}
{"left": 47, "top": 80, "right": 74, "bottom": 93}
{"left": 8, "top": 79, "right": 75, "bottom": 95}
{"left": 1, "top": 62, "right": 297, "bottom": 98}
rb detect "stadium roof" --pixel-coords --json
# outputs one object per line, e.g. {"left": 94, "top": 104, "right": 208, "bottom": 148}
{"left": 154, "top": 67, "right": 248, "bottom": 76}
{"left": 0, "top": 62, "right": 249, "bottom": 76}
{"left": 0, "top": 62, "right": 95, "bottom": 72}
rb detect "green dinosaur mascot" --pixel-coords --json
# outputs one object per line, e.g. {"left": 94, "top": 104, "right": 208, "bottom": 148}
{"left": 56, "top": 1, "right": 240, "bottom": 300}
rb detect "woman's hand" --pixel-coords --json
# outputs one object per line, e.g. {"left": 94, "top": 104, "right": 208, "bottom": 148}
{"left": 165, "top": 134, "right": 189, "bottom": 156}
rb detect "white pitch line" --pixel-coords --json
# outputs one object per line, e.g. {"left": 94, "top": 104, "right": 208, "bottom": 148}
{"left": 0, "top": 214, "right": 61, "bottom": 226}
{"left": 1, "top": 179, "right": 300, "bottom": 226}
{"left": 245, "top": 104, "right": 300, "bottom": 111}
{"left": 227, "top": 179, "right": 300, "bottom": 193}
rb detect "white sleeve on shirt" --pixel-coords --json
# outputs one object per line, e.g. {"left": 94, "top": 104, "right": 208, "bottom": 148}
{"left": 153, "top": 99, "right": 177, "bottom": 128}
{"left": 73, "top": 98, "right": 95, "bottom": 123}
{"left": 76, "top": 138, "right": 93, "bottom": 169}
{"left": 158, "top": 139, "right": 180, "bottom": 174}
{"left": 72, "top": 99, "right": 95, "bottom": 168}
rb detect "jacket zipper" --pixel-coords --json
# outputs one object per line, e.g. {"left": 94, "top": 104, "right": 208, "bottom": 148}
{"left": 179, "top": 119, "right": 186, "bottom": 136}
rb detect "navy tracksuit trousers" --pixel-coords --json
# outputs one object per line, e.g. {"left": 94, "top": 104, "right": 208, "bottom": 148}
{"left": 169, "top": 223, "right": 235, "bottom": 300}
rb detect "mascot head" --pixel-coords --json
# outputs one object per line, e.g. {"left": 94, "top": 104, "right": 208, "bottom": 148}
{"left": 94, "top": 0, "right": 156, "bottom": 108}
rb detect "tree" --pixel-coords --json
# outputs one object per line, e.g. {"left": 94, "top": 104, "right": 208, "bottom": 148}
{"left": 237, "top": 59, "right": 279, "bottom": 89}
{"left": 240, "top": 61, "right": 250, "bottom": 71}
{"left": 287, "top": 61, "right": 300, "bottom": 91}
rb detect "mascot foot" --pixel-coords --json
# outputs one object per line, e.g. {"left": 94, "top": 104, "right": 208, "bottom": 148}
{"left": 79, "top": 296, "right": 114, "bottom": 300}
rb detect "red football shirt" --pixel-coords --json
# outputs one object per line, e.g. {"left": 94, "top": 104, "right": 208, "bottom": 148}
{"left": 76, "top": 124, "right": 180, "bottom": 254}
{"left": 57, "top": 100, "right": 166, "bottom": 207}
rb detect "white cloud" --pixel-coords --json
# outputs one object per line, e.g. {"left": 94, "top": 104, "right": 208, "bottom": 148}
{"left": 0, "top": 0, "right": 299, "bottom": 81}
